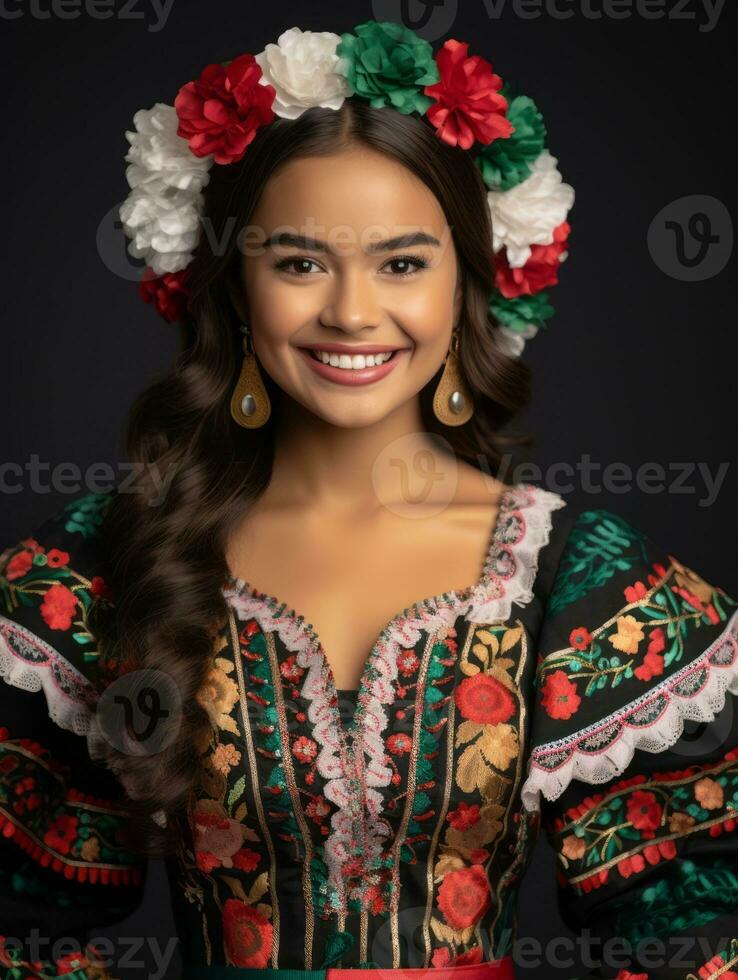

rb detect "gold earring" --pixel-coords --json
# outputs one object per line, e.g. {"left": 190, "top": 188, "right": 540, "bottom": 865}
{"left": 432, "top": 326, "right": 474, "bottom": 426}
{"left": 230, "top": 324, "right": 271, "bottom": 428}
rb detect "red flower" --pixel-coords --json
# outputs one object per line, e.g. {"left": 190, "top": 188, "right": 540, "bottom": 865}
{"left": 292, "top": 736, "right": 317, "bottom": 764}
{"left": 397, "top": 648, "right": 419, "bottom": 676}
{"left": 436, "top": 865, "right": 491, "bottom": 929}
{"left": 495, "top": 222, "right": 570, "bottom": 298}
{"left": 447, "top": 801, "right": 481, "bottom": 830}
{"left": 175, "top": 54, "right": 276, "bottom": 165}
{"left": 40, "top": 583, "right": 77, "bottom": 631}
{"left": 5, "top": 549, "right": 33, "bottom": 581}
{"left": 432, "top": 945, "right": 484, "bottom": 968}
{"left": 454, "top": 672, "right": 515, "bottom": 725}
{"left": 43, "top": 814, "right": 78, "bottom": 854}
{"left": 615, "top": 972, "right": 649, "bottom": 980}
{"left": 222, "top": 898, "right": 274, "bottom": 968}
{"left": 56, "top": 952, "right": 90, "bottom": 974}
{"left": 46, "top": 548, "right": 70, "bottom": 569}
{"left": 387, "top": 733, "right": 412, "bottom": 756}
{"left": 91, "top": 576, "right": 112, "bottom": 600}
{"left": 232, "top": 848, "right": 261, "bottom": 872}
{"left": 569, "top": 626, "right": 593, "bottom": 651}
{"left": 139, "top": 267, "right": 190, "bottom": 323}
{"left": 626, "top": 790, "right": 663, "bottom": 833}
{"left": 624, "top": 580, "right": 648, "bottom": 603}
{"left": 540, "top": 670, "right": 581, "bottom": 720}
{"left": 279, "top": 655, "right": 304, "bottom": 683}
{"left": 634, "top": 628, "right": 666, "bottom": 681}
{"left": 424, "top": 39, "right": 513, "bottom": 149}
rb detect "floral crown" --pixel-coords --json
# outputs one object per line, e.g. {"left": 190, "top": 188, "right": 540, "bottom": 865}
{"left": 119, "top": 20, "right": 574, "bottom": 356}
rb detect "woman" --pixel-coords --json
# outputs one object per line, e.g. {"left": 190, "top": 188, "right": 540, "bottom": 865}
{"left": 1, "top": 20, "right": 736, "bottom": 980}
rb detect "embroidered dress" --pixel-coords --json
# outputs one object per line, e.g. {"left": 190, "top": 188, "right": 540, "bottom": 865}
{"left": 1, "top": 484, "right": 737, "bottom": 980}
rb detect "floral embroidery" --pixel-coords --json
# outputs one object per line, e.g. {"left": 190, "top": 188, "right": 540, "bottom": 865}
{"left": 549, "top": 750, "right": 738, "bottom": 893}
{"left": 0, "top": 730, "right": 143, "bottom": 885}
{"left": 537, "top": 558, "right": 736, "bottom": 703}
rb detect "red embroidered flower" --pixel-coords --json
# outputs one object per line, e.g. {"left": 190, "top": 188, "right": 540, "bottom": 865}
{"left": 222, "top": 898, "right": 274, "bottom": 968}
{"left": 495, "top": 223, "right": 571, "bottom": 298}
{"left": 447, "top": 801, "right": 481, "bottom": 830}
{"left": 615, "top": 972, "right": 649, "bottom": 979}
{"left": 626, "top": 790, "right": 662, "bottom": 833}
{"left": 90, "top": 576, "right": 112, "bottom": 600}
{"left": 624, "top": 580, "right": 648, "bottom": 603}
{"left": 470, "top": 847, "right": 490, "bottom": 864}
{"left": 698, "top": 956, "right": 738, "bottom": 979}
{"left": 175, "top": 54, "right": 276, "bottom": 165}
{"left": 280, "top": 654, "right": 304, "bottom": 683}
{"left": 436, "top": 864, "right": 491, "bottom": 929}
{"left": 397, "top": 648, "right": 419, "bottom": 676}
{"left": 569, "top": 626, "right": 593, "bottom": 651}
{"left": 56, "top": 952, "right": 90, "bottom": 974}
{"left": 40, "top": 583, "right": 77, "bottom": 631}
{"left": 232, "top": 848, "right": 261, "bottom": 872}
{"left": 292, "top": 736, "right": 317, "bottom": 764}
{"left": 139, "top": 268, "right": 190, "bottom": 323}
{"left": 43, "top": 814, "right": 78, "bottom": 854}
{"left": 387, "top": 732, "right": 412, "bottom": 755}
{"left": 5, "top": 549, "right": 33, "bottom": 581}
{"left": 540, "top": 670, "right": 581, "bottom": 720}
{"left": 634, "top": 627, "right": 666, "bottom": 681}
{"left": 46, "top": 548, "right": 70, "bottom": 569}
{"left": 424, "top": 39, "right": 513, "bottom": 149}
{"left": 454, "top": 672, "right": 515, "bottom": 725}
{"left": 432, "top": 944, "right": 484, "bottom": 968}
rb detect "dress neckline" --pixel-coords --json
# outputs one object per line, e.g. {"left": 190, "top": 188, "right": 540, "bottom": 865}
{"left": 223, "top": 482, "right": 513, "bottom": 708}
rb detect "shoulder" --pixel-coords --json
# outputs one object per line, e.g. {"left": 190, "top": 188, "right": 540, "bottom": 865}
{"left": 0, "top": 489, "right": 118, "bottom": 734}
{"left": 522, "top": 501, "right": 738, "bottom": 808}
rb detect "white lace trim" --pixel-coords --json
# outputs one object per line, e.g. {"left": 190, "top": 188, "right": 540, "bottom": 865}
{"left": 521, "top": 607, "right": 738, "bottom": 812}
{"left": 467, "top": 484, "right": 567, "bottom": 622}
{"left": 0, "top": 614, "right": 93, "bottom": 736}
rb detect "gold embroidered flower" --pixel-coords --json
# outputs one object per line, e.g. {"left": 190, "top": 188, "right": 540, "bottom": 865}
{"left": 668, "top": 812, "right": 696, "bottom": 834}
{"left": 694, "top": 777, "right": 724, "bottom": 810}
{"left": 608, "top": 615, "right": 645, "bottom": 654}
{"left": 197, "top": 662, "right": 240, "bottom": 732}
{"left": 80, "top": 836, "right": 101, "bottom": 861}
{"left": 672, "top": 559, "right": 714, "bottom": 604}
{"left": 210, "top": 742, "right": 242, "bottom": 775}
{"left": 561, "top": 835, "right": 586, "bottom": 860}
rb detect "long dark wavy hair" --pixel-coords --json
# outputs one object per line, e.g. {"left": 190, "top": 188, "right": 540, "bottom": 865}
{"left": 89, "top": 98, "right": 534, "bottom": 857}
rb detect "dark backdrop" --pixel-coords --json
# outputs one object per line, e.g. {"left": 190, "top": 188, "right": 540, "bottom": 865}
{"left": 1, "top": 1, "right": 735, "bottom": 978}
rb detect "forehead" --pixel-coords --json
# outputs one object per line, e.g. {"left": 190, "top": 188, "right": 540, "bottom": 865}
{"left": 250, "top": 148, "right": 449, "bottom": 240}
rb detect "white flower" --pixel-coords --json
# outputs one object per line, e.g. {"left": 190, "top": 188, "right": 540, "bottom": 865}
{"left": 255, "top": 27, "right": 351, "bottom": 120}
{"left": 487, "top": 151, "right": 575, "bottom": 268}
{"left": 119, "top": 103, "right": 212, "bottom": 274}
{"left": 496, "top": 323, "right": 539, "bottom": 358}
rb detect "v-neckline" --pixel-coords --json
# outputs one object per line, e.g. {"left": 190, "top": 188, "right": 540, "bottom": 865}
{"left": 223, "top": 483, "right": 516, "bottom": 743}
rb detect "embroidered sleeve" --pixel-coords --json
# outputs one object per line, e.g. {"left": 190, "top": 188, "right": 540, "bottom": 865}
{"left": 0, "top": 492, "right": 147, "bottom": 979}
{"left": 522, "top": 508, "right": 738, "bottom": 979}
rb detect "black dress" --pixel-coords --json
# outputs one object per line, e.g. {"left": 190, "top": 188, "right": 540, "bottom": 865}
{"left": 1, "top": 483, "right": 737, "bottom": 978}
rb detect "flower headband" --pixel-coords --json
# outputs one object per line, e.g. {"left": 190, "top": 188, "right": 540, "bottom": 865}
{"left": 119, "top": 20, "right": 574, "bottom": 355}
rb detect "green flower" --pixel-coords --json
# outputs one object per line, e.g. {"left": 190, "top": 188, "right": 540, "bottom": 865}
{"left": 490, "top": 291, "right": 555, "bottom": 331}
{"left": 337, "top": 20, "right": 439, "bottom": 115}
{"left": 475, "top": 95, "right": 547, "bottom": 191}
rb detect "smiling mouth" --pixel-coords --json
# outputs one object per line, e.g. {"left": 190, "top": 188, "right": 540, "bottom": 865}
{"left": 304, "top": 348, "right": 399, "bottom": 370}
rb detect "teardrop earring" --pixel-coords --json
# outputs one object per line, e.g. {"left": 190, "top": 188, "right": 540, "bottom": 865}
{"left": 432, "top": 326, "right": 474, "bottom": 426}
{"left": 229, "top": 324, "right": 271, "bottom": 428}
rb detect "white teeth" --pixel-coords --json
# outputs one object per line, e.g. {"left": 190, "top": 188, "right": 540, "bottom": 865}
{"left": 312, "top": 350, "right": 394, "bottom": 369}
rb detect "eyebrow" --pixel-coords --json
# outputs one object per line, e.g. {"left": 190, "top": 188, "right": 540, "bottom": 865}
{"left": 261, "top": 231, "right": 442, "bottom": 254}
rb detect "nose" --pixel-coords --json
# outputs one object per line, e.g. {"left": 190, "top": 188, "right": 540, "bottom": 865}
{"left": 319, "top": 266, "right": 383, "bottom": 333}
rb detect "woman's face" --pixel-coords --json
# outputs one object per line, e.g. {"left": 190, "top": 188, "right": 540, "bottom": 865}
{"left": 235, "top": 146, "right": 462, "bottom": 428}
